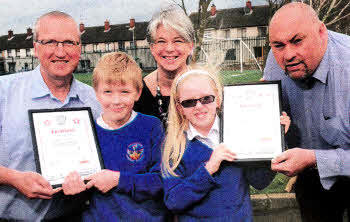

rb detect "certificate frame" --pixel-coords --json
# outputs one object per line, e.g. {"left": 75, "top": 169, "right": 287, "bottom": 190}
{"left": 220, "top": 81, "right": 285, "bottom": 162}
{"left": 28, "top": 107, "right": 104, "bottom": 187}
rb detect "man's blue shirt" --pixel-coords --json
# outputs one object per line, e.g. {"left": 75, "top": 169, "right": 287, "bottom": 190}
{"left": 264, "top": 30, "right": 350, "bottom": 189}
{"left": 0, "top": 66, "right": 101, "bottom": 220}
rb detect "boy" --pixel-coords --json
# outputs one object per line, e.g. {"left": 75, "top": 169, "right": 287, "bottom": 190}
{"left": 66, "top": 52, "right": 168, "bottom": 221}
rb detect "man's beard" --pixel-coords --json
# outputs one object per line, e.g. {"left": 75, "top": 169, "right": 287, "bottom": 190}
{"left": 284, "top": 61, "right": 313, "bottom": 81}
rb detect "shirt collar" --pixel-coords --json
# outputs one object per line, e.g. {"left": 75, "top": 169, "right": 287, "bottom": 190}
{"left": 30, "top": 65, "right": 85, "bottom": 103}
{"left": 312, "top": 35, "right": 330, "bottom": 84}
{"left": 186, "top": 115, "right": 220, "bottom": 141}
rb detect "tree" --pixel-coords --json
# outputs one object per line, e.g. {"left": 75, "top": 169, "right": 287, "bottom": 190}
{"left": 171, "top": 0, "right": 213, "bottom": 62}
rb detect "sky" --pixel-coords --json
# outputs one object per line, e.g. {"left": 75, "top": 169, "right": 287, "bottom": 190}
{"left": 0, "top": 0, "right": 267, "bottom": 36}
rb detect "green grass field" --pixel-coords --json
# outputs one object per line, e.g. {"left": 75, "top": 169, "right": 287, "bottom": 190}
{"left": 74, "top": 70, "right": 290, "bottom": 194}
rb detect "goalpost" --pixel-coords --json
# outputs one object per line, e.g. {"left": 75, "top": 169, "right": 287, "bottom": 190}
{"left": 200, "top": 36, "right": 263, "bottom": 74}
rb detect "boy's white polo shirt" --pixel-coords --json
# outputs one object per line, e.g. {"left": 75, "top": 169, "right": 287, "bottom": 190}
{"left": 97, "top": 110, "right": 137, "bottom": 130}
{"left": 186, "top": 115, "right": 220, "bottom": 149}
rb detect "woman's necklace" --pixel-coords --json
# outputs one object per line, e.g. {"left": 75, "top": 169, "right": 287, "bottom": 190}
{"left": 156, "top": 71, "right": 168, "bottom": 125}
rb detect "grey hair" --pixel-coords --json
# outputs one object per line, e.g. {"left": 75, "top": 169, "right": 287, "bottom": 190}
{"left": 33, "top": 11, "right": 80, "bottom": 42}
{"left": 147, "top": 5, "right": 195, "bottom": 44}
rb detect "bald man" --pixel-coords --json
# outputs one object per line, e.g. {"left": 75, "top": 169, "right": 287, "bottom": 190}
{"left": 264, "top": 3, "right": 350, "bottom": 222}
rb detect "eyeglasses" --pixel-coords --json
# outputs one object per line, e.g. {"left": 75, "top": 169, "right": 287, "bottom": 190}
{"left": 180, "top": 95, "right": 215, "bottom": 108}
{"left": 36, "top": 39, "right": 80, "bottom": 48}
{"left": 152, "top": 39, "right": 187, "bottom": 49}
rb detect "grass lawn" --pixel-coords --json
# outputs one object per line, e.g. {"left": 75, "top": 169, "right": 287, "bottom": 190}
{"left": 74, "top": 70, "right": 290, "bottom": 194}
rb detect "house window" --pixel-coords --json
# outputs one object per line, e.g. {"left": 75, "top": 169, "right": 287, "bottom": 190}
{"left": 225, "top": 48, "right": 236, "bottom": 61}
{"left": 118, "top": 41, "right": 125, "bottom": 51}
{"left": 238, "top": 28, "right": 246, "bottom": 38}
{"left": 254, "top": 47, "right": 263, "bottom": 58}
{"left": 16, "top": 49, "right": 20, "bottom": 57}
{"left": 26, "top": 49, "right": 31, "bottom": 57}
{"left": 93, "top": 44, "right": 98, "bottom": 52}
{"left": 225, "top": 30, "right": 230, "bottom": 39}
{"left": 80, "top": 60, "right": 91, "bottom": 71}
{"left": 258, "top": 27, "right": 267, "bottom": 37}
{"left": 203, "top": 30, "right": 212, "bottom": 41}
{"left": 130, "top": 41, "right": 136, "bottom": 49}
{"left": 7, "top": 50, "right": 12, "bottom": 57}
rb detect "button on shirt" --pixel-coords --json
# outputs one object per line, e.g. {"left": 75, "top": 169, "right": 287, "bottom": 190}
{"left": 0, "top": 66, "right": 101, "bottom": 220}
{"left": 186, "top": 115, "right": 220, "bottom": 149}
{"left": 264, "top": 30, "right": 350, "bottom": 189}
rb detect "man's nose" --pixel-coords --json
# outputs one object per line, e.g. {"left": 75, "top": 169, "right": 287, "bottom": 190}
{"left": 284, "top": 45, "right": 296, "bottom": 62}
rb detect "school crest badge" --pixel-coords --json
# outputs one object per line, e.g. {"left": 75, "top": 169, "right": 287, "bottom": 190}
{"left": 126, "top": 143, "right": 144, "bottom": 162}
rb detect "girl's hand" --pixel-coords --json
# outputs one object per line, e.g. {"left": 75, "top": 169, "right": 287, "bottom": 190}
{"left": 280, "top": 111, "right": 291, "bottom": 134}
{"left": 85, "top": 170, "right": 120, "bottom": 193}
{"left": 205, "top": 143, "right": 236, "bottom": 175}
{"left": 62, "top": 171, "right": 86, "bottom": 195}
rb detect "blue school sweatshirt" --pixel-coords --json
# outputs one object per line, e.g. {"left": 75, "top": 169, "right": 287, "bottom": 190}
{"left": 163, "top": 138, "right": 275, "bottom": 222}
{"left": 83, "top": 113, "right": 169, "bottom": 222}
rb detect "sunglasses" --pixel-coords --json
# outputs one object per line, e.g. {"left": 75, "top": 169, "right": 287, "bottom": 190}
{"left": 180, "top": 95, "right": 215, "bottom": 108}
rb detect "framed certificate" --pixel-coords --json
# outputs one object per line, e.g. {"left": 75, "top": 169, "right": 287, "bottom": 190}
{"left": 28, "top": 107, "right": 104, "bottom": 187}
{"left": 220, "top": 81, "right": 285, "bottom": 162}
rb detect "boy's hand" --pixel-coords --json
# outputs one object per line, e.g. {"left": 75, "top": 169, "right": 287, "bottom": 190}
{"left": 86, "top": 170, "right": 120, "bottom": 193}
{"left": 205, "top": 144, "right": 236, "bottom": 175}
{"left": 280, "top": 111, "right": 291, "bottom": 133}
{"left": 62, "top": 171, "right": 86, "bottom": 195}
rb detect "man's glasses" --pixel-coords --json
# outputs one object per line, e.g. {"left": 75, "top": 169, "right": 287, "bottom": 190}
{"left": 36, "top": 39, "right": 80, "bottom": 48}
{"left": 180, "top": 95, "right": 215, "bottom": 108}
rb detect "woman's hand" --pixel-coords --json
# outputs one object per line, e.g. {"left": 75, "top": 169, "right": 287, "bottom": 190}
{"left": 205, "top": 143, "right": 236, "bottom": 175}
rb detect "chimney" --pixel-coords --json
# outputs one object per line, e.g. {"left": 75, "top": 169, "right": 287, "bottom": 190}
{"left": 210, "top": 4, "right": 217, "bottom": 16}
{"left": 246, "top": 1, "right": 252, "bottom": 10}
{"left": 104, "top": 20, "right": 110, "bottom": 32}
{"left": 129, "top": 18, "right": 135, "bottom": 29}
{"left": 8, "top": 30, "right": 13, "bottom": 39}
{"left": 79, "top": 23, "right": 85, "bottom": 33}
{"left": 27, "top": 28, "right": 32, "bottom": 37}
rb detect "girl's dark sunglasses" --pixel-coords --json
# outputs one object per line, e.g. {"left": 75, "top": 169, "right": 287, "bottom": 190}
{"left": 180, "top": 95, "right": 215, "bottom": 108}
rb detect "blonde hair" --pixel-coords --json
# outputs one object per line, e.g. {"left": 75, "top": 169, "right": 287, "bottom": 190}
{"left": 162, "top": 67, "right": 223, "bottom": 177}
{"left": 92, "top": 52, "right": 143, "bottom": 92}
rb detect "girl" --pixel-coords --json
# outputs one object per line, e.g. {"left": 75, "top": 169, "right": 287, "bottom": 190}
{"left": 162, "top": 69, "right": 288, "bottom": 221}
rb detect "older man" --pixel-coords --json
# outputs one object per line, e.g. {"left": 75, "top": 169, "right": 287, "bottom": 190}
{"left": 0, "top": 11, "right": 100, "bottom": 221}
{"left": 264, "top": 2, "right": 350, "bottom": 222}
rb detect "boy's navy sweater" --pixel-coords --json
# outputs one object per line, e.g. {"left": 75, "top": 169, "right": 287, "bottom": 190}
{"left": 163, "top": 138, "right": 275, "bottom": 222}
{"left": 83, "top": 113, "right": 169, "bottom": 222}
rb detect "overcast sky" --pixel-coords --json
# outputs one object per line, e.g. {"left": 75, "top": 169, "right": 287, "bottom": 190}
{"left": 0, "top": 0, "right": 267, "bottom": 36}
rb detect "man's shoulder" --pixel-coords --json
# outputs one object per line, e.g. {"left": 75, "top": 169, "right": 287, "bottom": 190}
{"left": 0, "top": 70, "right": 35, "bottom": 91}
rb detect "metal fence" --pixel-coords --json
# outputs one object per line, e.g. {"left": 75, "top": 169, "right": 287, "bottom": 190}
{"left": 0, "top": 37, "right": 267, "bottom": 74}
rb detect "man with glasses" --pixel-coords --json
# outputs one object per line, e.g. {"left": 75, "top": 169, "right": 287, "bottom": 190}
{"left": 0, "top": 11, "right": 100, "bottom": 221}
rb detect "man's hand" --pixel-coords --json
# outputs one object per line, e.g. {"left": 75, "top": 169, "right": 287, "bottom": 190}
{"left": 11, "top": 171, "right": 61, "bottom": 199}
{"left": 86, "top": 170, "right": 120, "bottom": 193}
{"left": 205, "top": 143, "right": 236, "bottom": 175}
{"left": 62, "top": 171, "right": 86, "bottom": 195}
{"left": 271, "top": 148, "right": 316, "bottom": 176}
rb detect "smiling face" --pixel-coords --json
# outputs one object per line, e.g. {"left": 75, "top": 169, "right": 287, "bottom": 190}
{"left": 150, "top": 24, "right": 193, "bottom": 73}
{"left": 269, "top": 3, "right": 328, "bottom": 80}
{"left": 176, "top": 75, "right": 220, "bottom": 136}
{"left": 34, "top": 15, "right": 81, "bottom": 80}
{"left": 95, "top": 80, "right": 141, "bottom": 129}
